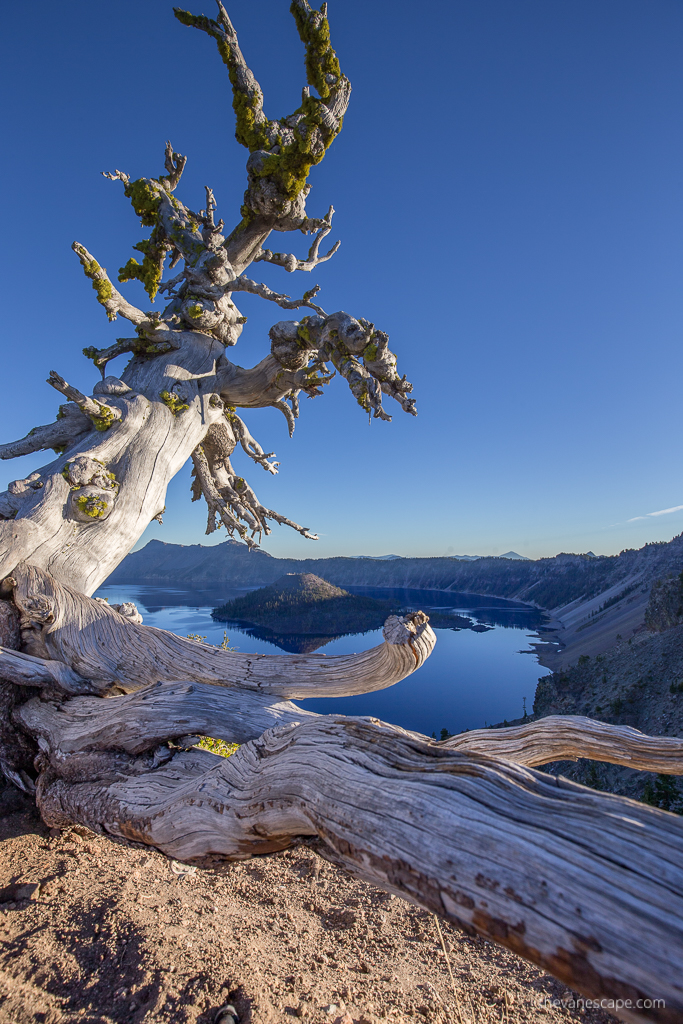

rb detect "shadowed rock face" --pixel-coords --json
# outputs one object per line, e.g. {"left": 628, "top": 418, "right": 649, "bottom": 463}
{"left": 645, "top": 572, "right": 683, "bottom": 633}
{"left": 212, "top": 573, "right": 397, "bottom": 636}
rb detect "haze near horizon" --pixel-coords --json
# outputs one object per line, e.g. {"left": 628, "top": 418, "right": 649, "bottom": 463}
{"left": 3, "top": 0, "right": 683, "bottom": 560}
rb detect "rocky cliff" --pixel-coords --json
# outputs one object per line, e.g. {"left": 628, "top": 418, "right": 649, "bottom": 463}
{"left": 529, "top": 603, "right": 683, "bottom": 810}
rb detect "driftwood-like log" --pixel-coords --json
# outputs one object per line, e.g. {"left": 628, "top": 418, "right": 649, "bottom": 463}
{"left": 17, "top": 679, "right": 683, "bottom": 775}
{"left": 32, "top": 717, "right": 683, "bottom": 1023}
{"left": 15, "top": 680, "right": 316, "bottom": 754}
{"left": 446, "top": 716, "right": 683, "bottom": 774}
{"left": 11, "top": 564, "right": 435, "bottom": 698}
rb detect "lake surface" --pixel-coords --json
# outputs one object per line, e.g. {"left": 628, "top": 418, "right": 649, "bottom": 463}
{"left": 94, "top": 582, "right": 551, "bottom": 738}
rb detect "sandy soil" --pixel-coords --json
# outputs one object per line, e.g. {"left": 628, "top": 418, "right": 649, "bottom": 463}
{"left": 0, "top": 783, "right": 622, "bottom": 1024}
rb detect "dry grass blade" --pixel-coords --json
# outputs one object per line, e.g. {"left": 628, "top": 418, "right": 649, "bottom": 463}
{"left": 433, "top": 914, "right": 464, "bottom": 1023}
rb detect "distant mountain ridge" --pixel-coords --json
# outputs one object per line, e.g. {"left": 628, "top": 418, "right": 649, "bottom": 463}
{"left": 109, "top": 534, "right": 683, "bottom": 613}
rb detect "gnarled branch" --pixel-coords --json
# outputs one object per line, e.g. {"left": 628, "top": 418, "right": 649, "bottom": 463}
{"left": 72, "top": 242, "right": 148, "bottom": 325}
{"left": 191, "top": 425, "right": 315, "bottom": 544}
{"left": 446, "top": 715, "right": 683, "bottom": 774}
{"left": 254, "top": 206, "right": 340, "bottom": 272}
{"left": 0, "top": 646, "right": 95, "bottom": 696}
{"left": 11, "top": 563, "right": 435, "bottom": 698}
{"left": 227, "top": 275, "right": 326, "bottom": 315}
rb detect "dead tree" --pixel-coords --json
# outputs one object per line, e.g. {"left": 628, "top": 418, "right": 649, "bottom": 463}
{"left": 0, "top": 4, "right": 681, "bottom": 1019}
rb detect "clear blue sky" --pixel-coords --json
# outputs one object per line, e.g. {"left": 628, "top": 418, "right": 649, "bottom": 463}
{"left": 3, "top": 0, "right": 683, "bottom": 560}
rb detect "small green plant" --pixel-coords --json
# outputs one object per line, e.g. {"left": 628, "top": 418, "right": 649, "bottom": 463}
{"left": 187, "top": 631, "right": 235, "bottom": 651}
{"left": 197, "top": 736, "right": 239, "bottom": 758}
{"left": 577, "top": 654, "right": 590, "bottom": 666}
{"left": 642, "top": 774, "right": 683, "bottom": 813}
{"left": 670, "top": 680, "right": 683, "bottom": 694}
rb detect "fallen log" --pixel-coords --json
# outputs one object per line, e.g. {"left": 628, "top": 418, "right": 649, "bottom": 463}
{"left": 30, "top": 716, "right": 683, "bottom": 1024}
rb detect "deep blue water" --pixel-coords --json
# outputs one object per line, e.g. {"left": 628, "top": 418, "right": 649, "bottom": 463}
{"left": 94, "top": 582, "right": 551, "bottom": 738}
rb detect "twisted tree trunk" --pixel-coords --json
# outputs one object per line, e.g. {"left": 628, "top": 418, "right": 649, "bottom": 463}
{"left": 1, "top": 3, "right": 681, "bottom": 1020}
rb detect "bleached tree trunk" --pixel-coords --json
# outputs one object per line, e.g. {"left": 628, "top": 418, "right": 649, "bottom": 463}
{"left": 1, "top": 3, "right": 681, "bottom": 1020}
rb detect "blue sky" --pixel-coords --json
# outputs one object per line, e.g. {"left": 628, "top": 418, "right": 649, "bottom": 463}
{"left": 3, "top": 0, "right": 683, "bottom": 560}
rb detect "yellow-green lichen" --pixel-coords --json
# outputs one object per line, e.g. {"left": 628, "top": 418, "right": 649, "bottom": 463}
{"left": 197, "top": 736, "right": 239, "bottom": 758}
{"left": 123, "top": 178, "right": 163, "bottom": 226}
{"left": 91, "top": 406, "right": 118, "bottom": 432}
{"left": 75, "top": 493, "right": 108, "bottom": 519}
{"left": 160, "top": 390, "right": 189, "bottom": 415}
{"left": 290, "top": 1, "right": 341, "bottom": 102}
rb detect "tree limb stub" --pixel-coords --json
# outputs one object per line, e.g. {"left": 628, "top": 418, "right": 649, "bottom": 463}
{"left": 11, "top": 563, "right": 435, "bottom": 697}
{"left": 46, "top": 372, "right": 121, "bottom": 432}
{"left": 31, "top": 716, "right": 683, "bottom": 1023}
{"left": 0, "top": 405, "right": 91, "bottom": 461}
{"left": 0, "top": 646, "right": 94, "bottom": 695}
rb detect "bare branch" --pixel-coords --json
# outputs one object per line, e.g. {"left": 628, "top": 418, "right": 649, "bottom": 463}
{"left": 227, "top": 276, "right": 327, "bottom": 315}
{"left": 0, "top": 405, "right": 91, "bottom": 461}
{"left": 46, "top": 372, "right": 122, "bottom": 432}
{"left": 254, "top": 206, "right": 340, "bottom": 272}
{"left": 192, "top": 426, "right": 316, "bottom": 543}
{"left": 72, "top": 242, "right": 148, "bottom": 325}
{"left": 82, "top": 335, "right": 178, "bottom": 375}
{"left": 190, "top": 444, "right": 253, "bottom": 545}
{"left": 163, "top": 139, "right": 187, "bottom": 190}
{"left": 223, "top": 409, "right": 279, "bottom": 474}
{"left": 272, "top": 399, "right": 296, "bottom": 437}
{"left": 101, "top": 168, "right": 130, "bottom": 185}
{"left": 11, "top": 564, "right": 434, "bottom": 698}
{"left": 0, "top": 647, "right": 95, "bottom": 696}
{"left": 445, "top": 714, "right": 683, "bottom": 773}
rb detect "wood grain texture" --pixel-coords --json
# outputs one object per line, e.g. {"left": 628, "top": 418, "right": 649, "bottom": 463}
{"left": 15, "top": 680, "right": 316, "bottom": 754}
{"left": 35, "top": 717, "right": 683, "bottom": 1023}
{"left": 445, "top": 716, "right": 683, "bottom": 774}
{"left": 11, "top": 564, "right": 435, "bottom": 698}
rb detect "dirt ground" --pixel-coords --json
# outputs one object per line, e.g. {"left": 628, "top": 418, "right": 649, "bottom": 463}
{"left": 0, "top": 783, "right": 619, "bottom": 1024}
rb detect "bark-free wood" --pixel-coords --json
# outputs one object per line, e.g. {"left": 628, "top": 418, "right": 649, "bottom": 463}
{"left": 446, "top": 716, "right": 683, "bottom": 773}
{"left": 10, "top": 563, "right": 435, "bottom": 697}
{"left": 33, "top": 717, "right": 683, "bottom": 1024}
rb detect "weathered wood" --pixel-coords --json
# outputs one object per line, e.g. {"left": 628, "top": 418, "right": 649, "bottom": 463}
{"left": 34, "top": 717, "right": 683, "bottom": 1023}
{"left": 15, "top": 680, "right": 316, "bottom": 755}
{"left": 11, "top": 564, "right": 435, "bottom": 697}
{"left": 446, "top": 716, "right": 683, "bottom": 774}
{"left": 0, "top": 647, "right": 93, "bottom": 695}
{"left": 17, "top": 679, "right": 683, "bottom": 780}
